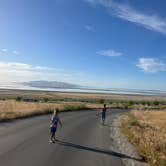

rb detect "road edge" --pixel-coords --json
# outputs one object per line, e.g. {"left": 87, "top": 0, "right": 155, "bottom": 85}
{"left": 109, "top": 112, "right": 147, "bottom": 166}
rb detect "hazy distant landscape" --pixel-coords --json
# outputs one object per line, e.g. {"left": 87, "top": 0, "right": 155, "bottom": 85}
{"left": 1, "top": 80, "right": 166, "bottom": 96}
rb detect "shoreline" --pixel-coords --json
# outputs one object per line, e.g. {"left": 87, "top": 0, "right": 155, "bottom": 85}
{"left": 0, "top": 88, "right": 166, "bottom": 97}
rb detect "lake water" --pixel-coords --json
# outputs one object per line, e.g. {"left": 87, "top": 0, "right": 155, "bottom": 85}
{"left": 0, "top": 82, "right": 166, "bottom": 96}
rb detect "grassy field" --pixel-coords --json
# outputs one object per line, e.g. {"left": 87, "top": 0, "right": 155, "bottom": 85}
{"left": 1, "top": 89, "right": 166, "bottom": 107}
{"left": 0, "top": 89, "right": 166, "bottom": 121}
{"left": 0, "top": 100, "right": 89, "bottom": 121}
{"left": 122, "top": 110, "right": 166, "bottom": 166}
{"left": 1, "top": 89, "right": 166, "bottom": 101}
{"left": 0, "top": 99, "right": 126, "bottom": 122}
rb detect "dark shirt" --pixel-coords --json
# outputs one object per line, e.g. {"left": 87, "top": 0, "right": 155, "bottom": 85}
{"left": 102, "top": 107, "right": 107, "bottom": 112}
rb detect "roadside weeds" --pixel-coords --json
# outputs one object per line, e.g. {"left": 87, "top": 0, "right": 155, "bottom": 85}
{"left": 0, "top": 100, "right": 88, "bottom": 122}
{"left": 121, "top": 110, "right": 166, "bottom": 166}
{"left": 109, "top": 112, "right": 147, "bottom": 166}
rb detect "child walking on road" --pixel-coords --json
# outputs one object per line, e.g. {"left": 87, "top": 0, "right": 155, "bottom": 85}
{"left": 49, "top": 109, "right": 62, "bottom": 143}
{"left": 101, "top": 104, "right": 107, "bottom": 124}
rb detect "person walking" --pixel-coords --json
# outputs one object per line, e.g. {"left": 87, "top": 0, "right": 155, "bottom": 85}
{"left": 49, "top": 109, "right": 62, "bottom": 143}
{"left": 101, "top": 104, "right": 107, "bottom": 124}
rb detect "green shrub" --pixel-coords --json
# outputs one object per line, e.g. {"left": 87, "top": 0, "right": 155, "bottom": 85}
{"left": 16, "top": 96, "right": 22, "bottom": 102}
{"left": 127, "top": 112, "right": 140, "bottom": 126}
{"left": 43, "top": 97, "right": 49, "bottom": 102}
{"left": 153, "top": 100, "right": 160, "bottom": 106}
{"left": 128, "top": 100, "right": 134, "bottom": 106}
{"left": 99, "top": 99, "right": 105, "bottom": 104}
{"left": 140, "top": 100, "right": 146, "bottom": 105}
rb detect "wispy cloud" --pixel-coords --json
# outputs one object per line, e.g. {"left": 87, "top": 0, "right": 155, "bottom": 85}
{"left": 98, "top": 49, "right": 123, "bottom": 57}
{"left": 0, "top": 61, "right": 86, "bottom": 85}
{"left": 84, "top": 25, "right": 95, "bottom": 32}
{"left": 137, "top": 58, "right": 166, "bottom": 73}
{"left": 0, "top": 48, "right": 20, "bottom": 55}
{"left": 1, "top": 48, "right": 8, "bottom": 52}
{"left": 85, "top": 0, "right": 166, "bottom": 34}
{"left": 0, "top": 62, "right": 53, "bottom": 71}
{"left": 12, "top": 50, "right": 20, "bottom": 55}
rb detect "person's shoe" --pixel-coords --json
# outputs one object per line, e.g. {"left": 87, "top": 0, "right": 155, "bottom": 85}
{"left": 49, "top": 139, "right": 55, "bottom": 143}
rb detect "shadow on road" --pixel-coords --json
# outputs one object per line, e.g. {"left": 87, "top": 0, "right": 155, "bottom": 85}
{"left": 55, "top": 139, "right": 143, "bottom": 162}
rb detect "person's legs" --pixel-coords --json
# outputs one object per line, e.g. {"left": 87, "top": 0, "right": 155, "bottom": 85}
{"left": 49, "top": 132, "right": 53, "bottom": 142}
{"left": 102, "top": 112, "right": 106, "bottom": 124}
{"left": 50, "top": 127, "right": 55, "bottom": 142}
{"left": 102, "top": 118, "right": 105, "bottom": 124}
{"left": 51, "top": 127, "right": 57, "bottom": 141}
{"left": 50, "top": 133, "right": 56, "bottom": 142}
{"left": 52, "top": 133, "right": 55, "bottom": 142}
{"left": 53, "top": 132, "right": 56, "bottom": 141}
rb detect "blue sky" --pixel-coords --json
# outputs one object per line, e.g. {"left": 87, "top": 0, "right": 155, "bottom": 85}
{"left": 0, "top": 0, "right": 166, "bottom": 90}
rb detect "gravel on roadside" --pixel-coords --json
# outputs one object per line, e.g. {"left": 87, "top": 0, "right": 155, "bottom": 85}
{"left": 108, "top": 112, "right": 147, "bottom": 166}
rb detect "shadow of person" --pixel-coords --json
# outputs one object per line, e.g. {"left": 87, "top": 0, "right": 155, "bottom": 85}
{"left": 55, "top": 139, "right": 144, "bottom": 162}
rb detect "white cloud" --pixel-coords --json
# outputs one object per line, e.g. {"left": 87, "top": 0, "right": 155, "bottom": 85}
{"left": 98, "top": 49, "right": 123, "bottom": 57}
{"left": 0, "top": 49, "right": 20, "bottom": 56}
{"left": 0, "top": 61, "right": 87, "bottom": 86}
{"left": 1, "top": 48, "right": 8, "bottom": 52}
{"left": 137, "top": 58, "right": 166, "bottom": 73}
{"left": 12, "top": 50, "right": 20, "bottom": 55}
{"left": 0, "top": 62, "right": 53, "bottom": 71}
{"left": 85, "top": 0, "right": 166, "bottom": 34}
{"left": 84, "top": 25, "right": 95, "bottom": 32}
{"left": 34, "top": 66, "right": 52, "bottom": 70}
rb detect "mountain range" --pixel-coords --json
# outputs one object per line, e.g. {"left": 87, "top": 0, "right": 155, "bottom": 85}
{"left": 23, "top": 80, "right": 81, "bottom": 89}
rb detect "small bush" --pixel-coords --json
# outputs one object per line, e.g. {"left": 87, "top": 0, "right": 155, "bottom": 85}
{"left": 153, "top": 100, "right": 160, "bottom": 106}
{"left": 141, "top": 100, "right": 146, "bottom": 105}
{"left": 16, "top": 96, "right": 22, "bottom": 102}
{"left": 127, "top": 112, "right": 140, "bottom": 126}
{"left": 43, "top": 97, "right": 49, "bottom": 103}
{"left": 128, "top": 100, "right": 134, "bottom": 106}
{"left": 99, "top": 99, "right": 105, "bottom": 104}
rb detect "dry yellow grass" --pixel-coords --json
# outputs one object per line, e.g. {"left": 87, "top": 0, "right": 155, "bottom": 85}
{"left": 122, "top": 110, "right": 166, "bottom": 166}
{"left": 0, "top": 100, "right": 88, "bottom": 121}
{"left": 133, "top": 111, "right": 166, "bottom": 128}
{"left": 0, "top": 98, "right": 121, "bottom": 121}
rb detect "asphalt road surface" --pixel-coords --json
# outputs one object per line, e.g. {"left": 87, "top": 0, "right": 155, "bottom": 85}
{"left": 0, "top": 110, "right": 127, "bottom": 166}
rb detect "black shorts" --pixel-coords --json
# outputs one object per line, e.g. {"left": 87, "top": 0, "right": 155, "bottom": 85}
{"left": 50, "top": 126, "right": 57, "bottom": 133}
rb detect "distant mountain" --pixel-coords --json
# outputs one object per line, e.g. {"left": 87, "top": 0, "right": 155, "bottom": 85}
{"left": 23, "top": 81, "right": 81, "bottom": 89}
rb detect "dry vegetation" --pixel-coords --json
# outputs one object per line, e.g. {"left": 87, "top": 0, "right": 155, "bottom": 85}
{"left": 1, "top": 89, "right": 166, "bottom": 101}
{"left": 122, "top": 110, "right": 166, "bottom": 166}
{"left": 0, "top": 100, "right": 88, "bottom": 121}
{"left": 0, "top": 89, "right": 166, "bottom": 120}
{"left": 0, "top": 99, "right": 118, "bottom": 121}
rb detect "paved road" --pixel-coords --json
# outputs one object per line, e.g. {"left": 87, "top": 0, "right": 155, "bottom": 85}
{"left": 0, "top": 110, "right": 126, "bottom": 166}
